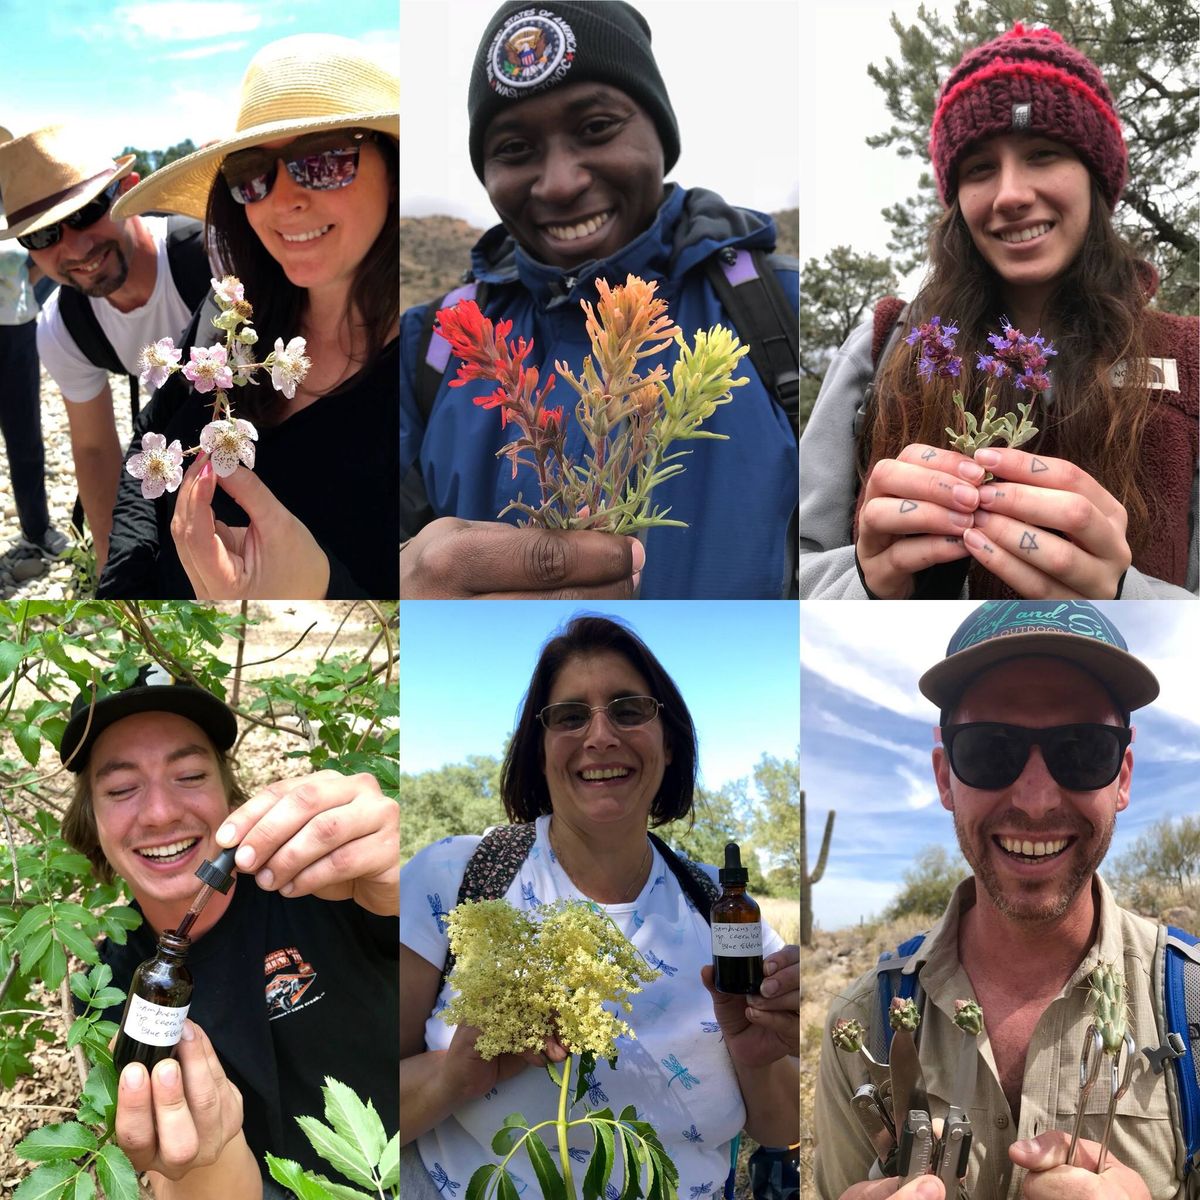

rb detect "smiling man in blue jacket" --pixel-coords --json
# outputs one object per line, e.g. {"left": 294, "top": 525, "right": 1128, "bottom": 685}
{"left": 400, "top": 0, "right": 799, "bottom": 600}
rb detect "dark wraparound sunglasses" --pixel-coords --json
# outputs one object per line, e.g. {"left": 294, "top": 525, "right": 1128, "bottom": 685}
{"left": 17, "top": 179, "right": 122, "bottom": 251}
{"left": 941, "top": 723, "right": 1132, "bottom": 791}
{"left": 538, "top": 696, "right": 662, "bottom": 734}
{"left": 221, "top": 129, "right": 376, "bottom": 205}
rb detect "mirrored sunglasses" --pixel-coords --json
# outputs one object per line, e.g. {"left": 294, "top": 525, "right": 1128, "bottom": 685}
{"left": 941, "top": 722, "right": 1131, "bottom": 791}
{"left": 221, "top": 129, "right": 375, "bottom": 205}
{"left": 538, "top": 696, "right": 662, "bottom": 734}
{"left": 17, "top": 179, "right": 122, "bottom": 252}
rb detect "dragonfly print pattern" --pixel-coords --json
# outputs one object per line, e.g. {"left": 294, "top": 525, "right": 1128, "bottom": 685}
{"left": 429, "top": 1163, "right": 460, "bottom": 1195}
{"left": 645, "top": 949, "right": 678, "bottom": 977}
{"left": 428, "top": 893, "right": 450, "bottom": 933}
{"left": 661, "top": 1054, "right": 700, "bottom": 1089}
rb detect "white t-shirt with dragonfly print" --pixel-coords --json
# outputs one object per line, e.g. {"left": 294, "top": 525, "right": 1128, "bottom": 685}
{"left": 400, "top": 815, "right": 787, "bottom": 1198}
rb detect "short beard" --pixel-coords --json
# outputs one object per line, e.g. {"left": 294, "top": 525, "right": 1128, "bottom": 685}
{"left": 62, "top": 240, "right": 129, "bottom": 298}
{"left": 953, "top": 801, "right": 1115, "bottom": 925}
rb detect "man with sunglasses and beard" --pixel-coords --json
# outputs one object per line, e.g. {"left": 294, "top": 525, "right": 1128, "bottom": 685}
{"left": 0, "top": 126, "right": 206, "bottom": 574}
{"left": 815, "top": 601, "right": 1194, "bottom": 1200}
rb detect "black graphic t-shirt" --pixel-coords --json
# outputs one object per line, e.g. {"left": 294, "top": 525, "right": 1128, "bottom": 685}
{"left": 98, "top": 879, "right": 399, "bottom": 1179}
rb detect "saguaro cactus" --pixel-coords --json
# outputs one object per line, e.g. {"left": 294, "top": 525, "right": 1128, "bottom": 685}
{"left": 800, "top": 789, "right": 835, "bottom": 947}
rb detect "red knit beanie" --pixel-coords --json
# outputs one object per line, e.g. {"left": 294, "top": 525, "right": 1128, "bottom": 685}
{"left": 930, "top": 23, "right": 1127, "bottom": 211}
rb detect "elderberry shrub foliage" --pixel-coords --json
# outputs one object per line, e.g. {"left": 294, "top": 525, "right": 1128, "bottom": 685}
{"left": 0, "top": 599, "right": 398, "bottom": 1198}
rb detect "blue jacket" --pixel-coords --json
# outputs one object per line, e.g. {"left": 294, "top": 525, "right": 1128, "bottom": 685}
{"left": 400, "top": 185, "right": 798, "bottom": 599}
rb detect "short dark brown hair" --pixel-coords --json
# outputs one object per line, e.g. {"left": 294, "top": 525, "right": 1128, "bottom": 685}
{"left": 62, "top": 743, "right": 249, "bottom": 885}
{"left": 500, "top": 615, "right": 697, "bottom": 826}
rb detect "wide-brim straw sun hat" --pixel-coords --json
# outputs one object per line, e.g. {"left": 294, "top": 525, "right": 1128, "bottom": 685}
{"left": 112, "top": 33, "right": 399, "bottom": 223}
{"left": 0, "top": 125, "right": 136, "bottom": 241}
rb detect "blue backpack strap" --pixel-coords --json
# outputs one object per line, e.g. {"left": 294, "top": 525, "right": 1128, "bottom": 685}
{"left": 724, "top": 1131, "right": 739, "bottom": 1199}
{"left": 416, "top": 279, "right": 483, "bottom": 425}
{"left": 873, "top": 934, "right": 928, "bottom": 1060}
{"left": 1163, "top": 926, "right": 1200, "bottom": 1177}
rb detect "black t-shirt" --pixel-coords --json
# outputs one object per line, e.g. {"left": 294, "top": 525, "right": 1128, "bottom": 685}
{"left": 98, "top": 880, "right": 399, "bottom": 1179}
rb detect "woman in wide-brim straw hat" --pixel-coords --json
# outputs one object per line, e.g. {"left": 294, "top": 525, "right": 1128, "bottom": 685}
{"left": 800, "top": 22, "right": 1198, "bottom": 604}
{"left": 99, "top": 32, "right": 399, "bottom": 601}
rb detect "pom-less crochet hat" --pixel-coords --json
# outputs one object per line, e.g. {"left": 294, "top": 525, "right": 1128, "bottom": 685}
{"left": 919, "top": 601, "right": 1159, "bottom": 718}
{"left": 930, "top": 23, "right": 1127, "bottom": 211}
{"left": 468, "top": 1, "right": 679, "bottom": 182}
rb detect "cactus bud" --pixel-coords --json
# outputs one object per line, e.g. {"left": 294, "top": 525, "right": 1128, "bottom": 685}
{"left": 1088, "top": 960, "right": 1128, "bottom": 1055}
{"left": 953, "top": 998, "right": 984, "bottom": 1036}
{"left": 832, "top": 1018, "right": 865, "bottom": 1054}
{"left": 889, "top": 996, "right": 920, "bottom": 1032}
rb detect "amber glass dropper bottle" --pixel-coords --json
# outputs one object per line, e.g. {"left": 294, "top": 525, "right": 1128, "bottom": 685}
{"left": 711, "top": 841, "right": 764, "bottom": 994}
{"left": 112, "top": 847, "right": 237, "bottom": 1074}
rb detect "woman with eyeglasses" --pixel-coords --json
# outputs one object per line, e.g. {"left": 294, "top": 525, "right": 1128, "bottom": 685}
{"left": 399, "top": 615, "right": 800, "bottom": 1196}
{"left": 98, "top": 33, "right": 399, "bottom": 600}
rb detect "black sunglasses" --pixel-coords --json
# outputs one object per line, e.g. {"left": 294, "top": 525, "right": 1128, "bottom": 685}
{"left": 221, "top": 129, "right": 376, "bottom": 205}
{"left": 538, "top": 695, "right": 662, "bottom": 734}
{"left": 17, "top": 179, "right": 122, "bottom": 251}
{"left": 941, "top": 723, "right": 1132, "bottom": 792}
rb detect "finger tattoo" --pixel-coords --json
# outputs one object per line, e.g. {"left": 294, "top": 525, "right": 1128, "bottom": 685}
{"left": 899, "top": 500, "right": 918, "bottom": 513}
{"left": 921, "top": 449, "right": 937, "bottom": 461}
{"left": 1030, "top": 458, "right": 1049, "bottom": 474}
{"left": 1019, "top": 531, "right": 1039, "bottom": 552}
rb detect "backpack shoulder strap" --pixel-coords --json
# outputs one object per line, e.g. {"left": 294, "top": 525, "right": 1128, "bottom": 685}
{"left": 57, "top": 287, "right": 125, "bottom": 378}
{"left": 854, "top": 297, "right": 910, "bottom": 452}
{"left": 704, "top": 247, "right": 799, "bottom": 440}
{"left": 164, "top": 215, "right": 212, "bottom": 311}
{"left": 647, "top": 833, "right": 720, "bottom": 925}
{"left": 438, "top": 823, "right": 537, "bottom": 994}
{"left": 415, "top": 277, "right": 488, "bottom": 426}
{"left": 871, "top": 933, "right": 928, "bottom": 1061}
{"left": 1160, "top": 925, "right": 1200, "bottom": 1178}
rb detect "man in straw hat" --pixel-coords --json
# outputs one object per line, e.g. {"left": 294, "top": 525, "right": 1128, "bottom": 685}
{"left": 814, "top": 601, "right": 1198, "bottom": 1200}
{"left": 399, "top": 0, "right": 799, "bottom": 602}
{"left": 0, "top": 124, "right": 67, "bottom": 565}
{"left": 0, "top": 126, "right": 208, "bottom": 573}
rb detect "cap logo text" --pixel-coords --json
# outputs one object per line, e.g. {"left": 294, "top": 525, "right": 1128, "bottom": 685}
{"left": 486, "top": 9, "right": 576, "bottom": 99}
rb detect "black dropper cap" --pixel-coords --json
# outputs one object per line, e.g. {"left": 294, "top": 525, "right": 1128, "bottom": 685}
{"left": 194, "top": 846, "right": 238, "bottom": 894}
{"left": 719, "top": 842, "right": 748, "bottom": 885}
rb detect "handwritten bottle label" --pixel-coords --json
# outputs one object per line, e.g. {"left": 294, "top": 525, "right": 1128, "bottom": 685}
{"left": 711, "top": 922, "right": 763, "bottom": 958}
{"left": 122, "top": 995, "right": 189, "bottom": 1046}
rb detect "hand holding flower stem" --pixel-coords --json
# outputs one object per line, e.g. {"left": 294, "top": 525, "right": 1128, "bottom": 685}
{"left": 126, "top": 276, "right": 311, "bottom": 499}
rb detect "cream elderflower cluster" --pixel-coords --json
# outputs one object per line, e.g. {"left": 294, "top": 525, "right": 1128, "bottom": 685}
{"left": 440, "top": 899, "right": 659, "bottom": 1062}
{"left": 126, "top": 276, "right": 311, "bottom": 500}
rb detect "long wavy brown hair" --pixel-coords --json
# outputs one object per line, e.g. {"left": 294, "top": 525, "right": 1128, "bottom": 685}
{"left": 860, "top": 179, "right": 1156, "bottom": 558}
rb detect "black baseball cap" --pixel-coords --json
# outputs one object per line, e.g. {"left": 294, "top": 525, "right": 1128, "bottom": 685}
{"left": 60, "top": 663, "right": 238, "bottom": 773}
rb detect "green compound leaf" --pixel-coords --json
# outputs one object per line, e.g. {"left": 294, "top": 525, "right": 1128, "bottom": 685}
{"left": 15, "top": 1121, "right": 98, "bottom": 1162}
{"left": 307, "top": 1175, "right": 374, "bottom": 1200}
{"left": 265, "top": 1155, "right": 338, "bottom": 1200}
{"left": 466, "top": 1163, "right": 500, "bottom": 1200}
{"left": 94, "top": 1144, "right": 139, "bottom": 1200}
{"left": 617, "top": 1126, "right": 644, "bottom": 1200}
{"left": 523, "top": 1132, "right": 566, "bottom": 1200}
{"left": 295, "top": 1117, "right": 378, "bottom": 1191}
{"left": 12, "top": 1160, "right": 75, "bottom": 1200}
{"left": 582, "top": 1116, "right": 614, "bottom": 1200}
{"left": 497, "top": 1170, "right": 521, "bottom": 1200}
{"left": 377, "top": 1132, "right": 399, "bottom": 1189}
{"left": 574, "top": 1049, "right": 598, "bottom": 1107}
{"left": 70, "top": 1172, "right": 96, "bottom": 1200}
{"left": 321, "top": 1076, "right": 387, "bottom": 1167}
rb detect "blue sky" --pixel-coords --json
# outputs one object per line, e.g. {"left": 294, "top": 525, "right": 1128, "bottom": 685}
{"left": 0, "top": 1, "right": 398, "bottom": 155}
{"left": 400, "top": 601, "right": 799, "bottom": 794}
{"left": 802, "top": 602, "right": 1200, "bottom": 932}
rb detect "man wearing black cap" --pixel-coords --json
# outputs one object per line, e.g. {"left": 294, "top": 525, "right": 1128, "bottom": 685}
{"left": 814, "top": 601, "right": 1196, "bottom": 1200}
{"left": 59, "top": 664, "right": 398, "bottom": 1199}
{"left": 400, "top": 0, "right": 799, "bottom": 601}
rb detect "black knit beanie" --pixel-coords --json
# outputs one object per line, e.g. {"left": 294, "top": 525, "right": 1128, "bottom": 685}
{"left": 468, "top": 1, "right": 680, "bottom": 181}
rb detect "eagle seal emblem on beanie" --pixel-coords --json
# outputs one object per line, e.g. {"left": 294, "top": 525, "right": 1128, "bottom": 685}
{"left": 486, "top": 9, "right": 577, "bottom": 97}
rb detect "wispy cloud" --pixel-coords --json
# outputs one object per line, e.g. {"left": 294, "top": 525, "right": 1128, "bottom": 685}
{"left": 897, "top": 765, "right": 940, "bottom": 810}
{"left": 809, "top": 708, "right": 930, "bottom": 771}
{"left": 114, "top": 3, "right": 261, "bottom": 40}
{"left": 163, "top": 39, "right": 251, "bottom": 60}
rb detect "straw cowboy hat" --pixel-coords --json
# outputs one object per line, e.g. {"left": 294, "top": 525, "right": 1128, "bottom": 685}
{"left": 0, "top": 125, "right": 135, "bottom": 242}
{"left": 112, "top": 33, "right": 399, "bottom": 223}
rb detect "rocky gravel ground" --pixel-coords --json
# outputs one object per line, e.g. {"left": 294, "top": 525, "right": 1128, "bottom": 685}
{"left": 0, "top": 367, "right": 134, "bottom": 600}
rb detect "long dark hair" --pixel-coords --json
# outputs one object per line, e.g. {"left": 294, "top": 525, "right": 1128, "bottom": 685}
{"left": 501, "top": 615, "right": 698, "bottom": 827}
{"left": 204, "top": 131, "right": 398, "bottom": 425}
{"left": 862, "top": 178, "right": 1156, "bottom": 558}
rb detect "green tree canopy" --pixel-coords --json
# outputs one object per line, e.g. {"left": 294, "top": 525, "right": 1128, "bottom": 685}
{"left": 867, "top": 0, "right": 1198, "bottom": 314}
{"left": 121, "top": 139, "right": 199, "bottom": 179}
{"left": 886, "top": 843, "right": 970, "bottom": 920}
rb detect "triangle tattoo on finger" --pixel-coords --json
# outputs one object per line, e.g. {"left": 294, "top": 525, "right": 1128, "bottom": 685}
{"left": 899, "top": 500, "right": 918, "bottom": 513}
{"left": 1030, "top": 458, "right": 1049, "bottom": 473}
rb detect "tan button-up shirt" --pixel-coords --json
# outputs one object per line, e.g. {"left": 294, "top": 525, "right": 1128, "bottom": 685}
{"left": 814, "top": 876, "right": 1185, "bottom": 1200}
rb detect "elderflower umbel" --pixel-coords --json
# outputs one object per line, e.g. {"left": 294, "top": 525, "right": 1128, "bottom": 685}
{"left": 126, "top": 276, "right": 311, "bottom": 497}
{"left": 440, "top": 898, "right": 659, "bottom": 1061}
{"left": 125, "top": 432, "right": 184, "bottom": 499}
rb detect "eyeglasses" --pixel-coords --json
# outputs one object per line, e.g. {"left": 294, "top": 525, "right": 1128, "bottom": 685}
{"left": 941, "top": 723, "right": 1132, "bottom": 792}
{"left": 221, "top": 129, "right": 375, "bottom": 205}
{"left": 17, "top": 179, "right": 122, "bottom": 251}
{"left": 538, "top": 696, "right": 662, "bottom": 734}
